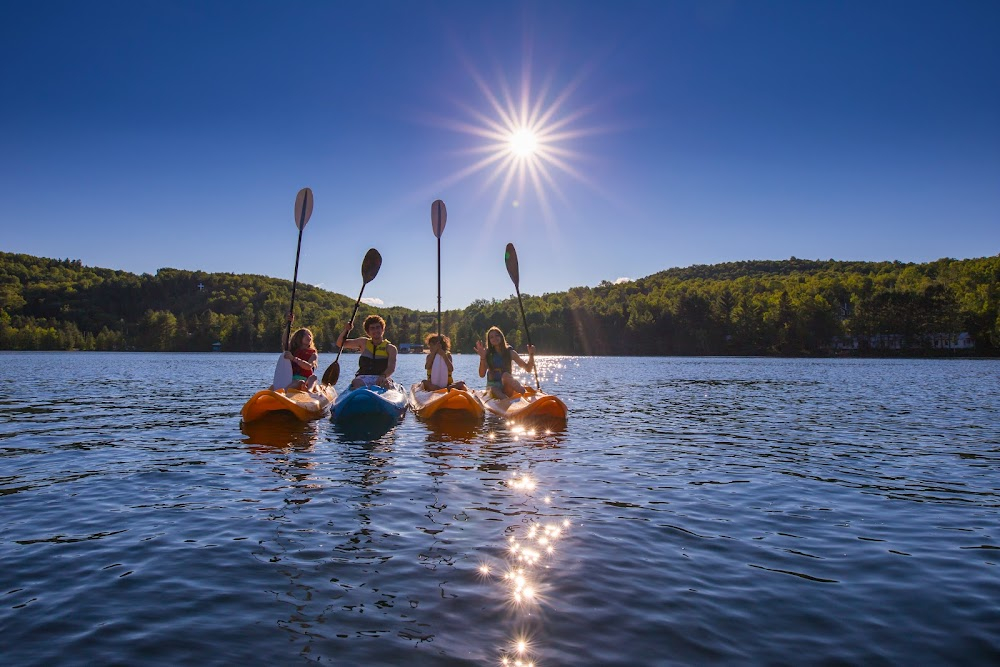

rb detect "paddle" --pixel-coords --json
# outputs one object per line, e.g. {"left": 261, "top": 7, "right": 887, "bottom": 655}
{"left": 321, "top": 248, "right": 383, "bottom": 386}
{"left": 272, "top": 187, "right": 314, "bottom": 390}
{"left": 431, "top": 199, "right": 447, "bottom": 336}
{"left": 504, "top": 242, "right": 541, "bottom": 390}
{"left": 427, "top": 200, "right": 452, "bottom": 389}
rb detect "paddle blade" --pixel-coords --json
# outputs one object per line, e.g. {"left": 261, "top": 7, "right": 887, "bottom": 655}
{"left": 504, "top": 243, "right": 520, "bottom": 288}
{"left": 321, "top": 361, "right": 340, "bottom": 386}
{"left": 294, "top": 187, "right": 314, "bottom": 230}
{"left": 431, "top": 199, "right": 447, "bottom": 238}
{"left": 273, "top": 358, "right": 293, "bottom": 390}
{"left": 361, "top": 248, "right": 382, "bottom": 284}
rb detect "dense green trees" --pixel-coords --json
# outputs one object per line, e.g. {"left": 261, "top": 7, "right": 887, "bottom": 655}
{"left": 1, "top": 251, "right": 997, "bottom": 354}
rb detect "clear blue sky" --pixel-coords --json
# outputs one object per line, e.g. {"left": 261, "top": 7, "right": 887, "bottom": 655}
{"left": 2, "top": 1, "right": 997, "bottom": 312}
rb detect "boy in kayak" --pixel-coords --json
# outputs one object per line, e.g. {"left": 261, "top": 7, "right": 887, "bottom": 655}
{"left": 282, "top": 314, "right": 319, "bottom": 391}
{"left": 337, "top": 314, "right": 398, "bottom": 389}
{"left": 475, "top": 326, "right": 534, "bottom": 398}
{"left": 422, "top": 333, "right": 468, "bottom": 391}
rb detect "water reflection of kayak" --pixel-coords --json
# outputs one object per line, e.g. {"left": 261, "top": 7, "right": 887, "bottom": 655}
{"left": 332, "top": 381, "right": 407, "bottom": 424}
{"left": 472, "top": 387, "right": 568, "bottom": 422}
{"left": 240, "top": 385, "right": 337, "bottom": 423}
{"left": 408, "top": 383, "right": 485, "bottom": 420}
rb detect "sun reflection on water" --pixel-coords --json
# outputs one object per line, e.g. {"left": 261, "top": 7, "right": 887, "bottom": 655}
{"left": 478, "top": 471, "right": 572, "bottom": 666}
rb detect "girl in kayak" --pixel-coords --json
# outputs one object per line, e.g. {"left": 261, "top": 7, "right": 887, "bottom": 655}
{"left": 475, "top": 326, "right": 534, "bottom": 398}
{"left": 422, "top": 333, "right": 468, "bottom": 391}
{"left": 282, "top": 315, "right": 319, "bottom": 392}
{"left": 337, "top": 314, "right": 398, "bottom": 389}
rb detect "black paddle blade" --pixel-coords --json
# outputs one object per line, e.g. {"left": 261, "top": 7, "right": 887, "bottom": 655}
{"left": 294, "top": 187, "right": 314, "bottom": 230}
{"left": 431, "top": 199, "right": 447, "bottom": 238}
{"left": 362, "top": 248, "right": 382, "bottom": 283}
{"left": 505, "top": 243, "right": 520, "bottom": 288}
{"left": 321, "top": 361, "right": 340, "bottom": 386}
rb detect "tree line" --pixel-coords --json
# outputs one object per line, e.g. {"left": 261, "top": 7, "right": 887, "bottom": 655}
{"left": 1, "top": 251, "right": 997, "bottom": 356}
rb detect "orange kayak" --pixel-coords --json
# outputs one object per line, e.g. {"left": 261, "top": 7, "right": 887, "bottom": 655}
{"left": 408, "top": 383, "right": 485, "bottom": 420}
{"left": 240, "top": 385, "right": 337, "bottom": 423}
{"left": 472, "top": 387, "right": 568, "bottom": 422}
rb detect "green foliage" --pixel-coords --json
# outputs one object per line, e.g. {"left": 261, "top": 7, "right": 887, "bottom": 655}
{"left": 1, "top": 251, "right": 997, "bottom": 355}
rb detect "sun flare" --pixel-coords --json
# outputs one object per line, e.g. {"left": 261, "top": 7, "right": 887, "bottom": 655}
{"left": 434, "top": 51, "right": 606, "bottom": 231}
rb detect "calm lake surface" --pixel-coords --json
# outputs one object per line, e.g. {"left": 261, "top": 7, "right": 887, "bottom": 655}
{"left": 1, "top": 352, "right": 998, "bottom": 666}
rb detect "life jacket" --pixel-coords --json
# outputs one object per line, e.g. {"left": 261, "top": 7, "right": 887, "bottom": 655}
{"left": 292, "top": 348, "right": 315, "bottom": 379}
{"left": 486, "top": 346, "right": 513, "bottom": 386}
{"left": 357, "top": 338, "right": 391, "bottom": 376}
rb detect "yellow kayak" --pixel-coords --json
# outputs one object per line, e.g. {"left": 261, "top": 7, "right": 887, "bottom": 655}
{"left": 240, "top": 384, "right": 337, "bottom": 423}
{"left": 408, "top": 382, "right": 485, "bottom": 420}
{"left": 473, "top": 387, "right": 568, "bottom": 422}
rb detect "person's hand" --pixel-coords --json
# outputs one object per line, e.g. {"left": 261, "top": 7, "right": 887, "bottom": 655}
{"left": 474, "top": 340, "right": 486, "bottom": 358}
{"left": 526, "top": 344, "right": 535, "bottom": 356}
{"left": 286, "top": 311, "right": 294, "bottom": 323}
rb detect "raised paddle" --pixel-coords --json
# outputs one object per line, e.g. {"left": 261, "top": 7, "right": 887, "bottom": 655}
{"left": 321, "top": 248, "right": 383, "bottom": 386}
{"left": 272, "top": 187, "right": 314, "bottom": 390}
{"left": 431, "top": 199, "right": 447, "bottom": 336}
{"left": 504, "top": 242, "right": 541, "bottom": 390}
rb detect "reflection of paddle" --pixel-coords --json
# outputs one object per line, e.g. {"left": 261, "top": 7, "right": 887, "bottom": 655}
{"left": 272, "top": 188, "right": 314, "bottom": 389}
{"left": 321, "top": 248, "right": 382, "bottom": 386}
{"left": 504, "top": 242, "right": 541, "bottom": 390}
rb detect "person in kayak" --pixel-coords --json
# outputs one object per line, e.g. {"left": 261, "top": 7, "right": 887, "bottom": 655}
{"left": 337, "top": 314, "right": 398, "bottom": 389}
{"left": 281, "top": 313, "right": 319, "bottom": 392}
{"left": 422, "top": 333, "right": 468, "bottom": 391}
{"left": 475, "top": 326, "right": 534, "bottom": 398}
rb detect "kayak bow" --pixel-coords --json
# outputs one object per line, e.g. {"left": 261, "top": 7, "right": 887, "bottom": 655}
{"left": 409, "top": 382, "right": 485, "bottom": 420}
{"left": 241, "top": 384, "right": 337, "bottom": 423}
{"left": 332, "top": 380, "right": 407, "bottom": 424}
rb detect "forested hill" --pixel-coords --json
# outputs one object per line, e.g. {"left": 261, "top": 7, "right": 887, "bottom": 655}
{"left": 643, "top": 258, "right": 905, "bottom": 282}
{"left": 2, "top": 250, "right": 998, "bottom": 356}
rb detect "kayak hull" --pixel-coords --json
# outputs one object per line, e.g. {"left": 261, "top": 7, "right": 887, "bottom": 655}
{"left": 473, "top": 388, "right": 568, "bottom": 422}
{"left": 241, "top": 385, "right": 337, "bottom": 423}
{"left": 332, "top": 381, "right": 407, "bottom": 423}
{"left": 408, "top": 382, "right": 485, "bottom": 420}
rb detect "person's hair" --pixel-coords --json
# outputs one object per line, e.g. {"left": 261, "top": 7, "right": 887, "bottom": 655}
{"left": 485, "top": 326, "right": 508, "bottom": 351}
{"left": 424, "top": 333, "right": 451, "bottom": 352}
{"left": 289, "top": 328, "right": 314, "bottom": 352}
{"left": 363, "top": 315, "right": 386, "bottom": 333}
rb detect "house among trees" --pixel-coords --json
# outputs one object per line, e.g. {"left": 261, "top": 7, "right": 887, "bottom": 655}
{"left": 929, "top": 332, "right": 974, "bottom": 350}
{"left": 831, "top": 332, "right": 975, "bottom": 351}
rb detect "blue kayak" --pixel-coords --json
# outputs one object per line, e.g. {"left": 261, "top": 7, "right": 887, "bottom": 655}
{"left": 332, "top": 380, "right": 408, "bottom": 424}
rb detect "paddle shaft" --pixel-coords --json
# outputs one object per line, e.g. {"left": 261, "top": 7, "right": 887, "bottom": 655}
{"left": 284, "top": 225, "right": 305, "bottom": 349}
{"left": 513, "top": 285, "right": 541, "bottom": 390}
{"left": 333, "top": 285, "right": 367, "bottom": 367}
{"left": 436, "top": 235, "right": 442, "bottom": 336}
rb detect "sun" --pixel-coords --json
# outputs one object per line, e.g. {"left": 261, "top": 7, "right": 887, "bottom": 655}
{"left": 508, "top": 127, "right": 539, "bottom": 159}
{"left": 431, "top": 51, "right": 605, "bottom": 229}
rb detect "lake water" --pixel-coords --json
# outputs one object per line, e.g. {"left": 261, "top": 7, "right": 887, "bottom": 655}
{"left": 1, "top": 352, "right": 998, "bottom": 666}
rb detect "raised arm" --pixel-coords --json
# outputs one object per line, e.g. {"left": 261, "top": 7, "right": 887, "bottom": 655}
{"left": 474, "top": 340, "right": 488, "bottom": 377}
{"left": 336, "top": 321, "right": 365, "bottom": 351}
{"left": 511, "top": 344, "right": 535, "bottom": 371}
